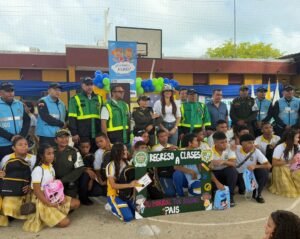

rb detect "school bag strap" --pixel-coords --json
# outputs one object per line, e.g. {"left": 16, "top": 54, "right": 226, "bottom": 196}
{"left": 236, "top": 150, "right": 255, "bottom": 168}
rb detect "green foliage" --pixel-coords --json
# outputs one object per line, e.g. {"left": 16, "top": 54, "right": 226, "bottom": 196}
{"left": 206, "top": 40, "right": 284, "bottom": 59}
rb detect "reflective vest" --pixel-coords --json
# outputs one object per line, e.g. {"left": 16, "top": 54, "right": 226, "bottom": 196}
{"left": 36, "top": 95, "right": 66, "bottom": 137}
{"left": 105, "top": 100, "right": 129, "bottom": 132}
{"left": 278, "top": 97, "right": 300, "bottom": 126}
{"left": 68, "top": 93, "right": 102, "bottom": 120}
{"left": 0, "top": 98, "right": 24, "bottom": 146}
{"left": 180, "top": 102, "right": 211, "bottom": 129}
{"left": 256, "top": 98, "right": 271, "bottom": 121}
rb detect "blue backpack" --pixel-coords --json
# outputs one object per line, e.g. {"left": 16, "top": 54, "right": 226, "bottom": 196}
{"left": 214, "top": 186, "right": 230, "bottom": 210}
{"left": 243, "top": 169, "right": 258, "bottom": 199}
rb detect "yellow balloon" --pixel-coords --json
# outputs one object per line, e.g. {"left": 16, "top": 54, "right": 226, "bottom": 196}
{"left": 93, "top": 86, "right": 107, "bottom": 102}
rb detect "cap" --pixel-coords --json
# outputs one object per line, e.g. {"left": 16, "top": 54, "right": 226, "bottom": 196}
{"left": 162, "top": 84, "right": 175, "bottom": 92}
{"left": 81, "top": 77, "right": 93, "bottom": 85}
{"left": 0, "top": 82, "right": 14, "bottom": 91}
{"left": 55, "top": 129, "right": 71, "bottom": 138}
{"left": 239, "top": 85, "right": 249, "bottom": 91}
{"left": 283, "top": 85, "right": 295, "bottom": 91}
{"left": 137, "top": 95, "right": 150, "bottom": 102}
{"left": 256, "top": 86, "right": 267, "bottom": 92}
{"left": 48, "top": 82, "right": 62, "bottom": 90}
{"left": 187, "top": 89, "right": 199, "bottom": 95}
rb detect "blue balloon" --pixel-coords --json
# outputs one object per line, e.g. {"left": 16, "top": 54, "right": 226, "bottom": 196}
{"left": 149, "top": 85, "right": 155, "bottom": 92}
{"left": 141, "top": 80, "right": 147, "bottom": 88}
{"left": 102, "top": 73, "right": 109, "bottom": 79}
{"left": 164, "top": 78, "right": 170, "bottom": 84}
{"left": 95, "top": 70, "right": 102, "bottom": 76}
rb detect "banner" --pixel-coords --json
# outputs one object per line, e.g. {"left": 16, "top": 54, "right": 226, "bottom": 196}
{"left": 108, "top": 41, "right": 137, "bottom": 97}
{"left": 133, "top": 149, "right": 212, "bottom": 218}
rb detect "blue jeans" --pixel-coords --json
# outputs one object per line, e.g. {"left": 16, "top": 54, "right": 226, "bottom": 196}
{"left": 162, "top": 121, "right": 178, "bottom": 146}
{"left": 107, "top": 196, "right": 135, "bottom": 222}
{"left": 173, "top": 170, "right": 201, "bottom": 196}
{"left": 159, "top": 177, "right": 176, "bottom": 197}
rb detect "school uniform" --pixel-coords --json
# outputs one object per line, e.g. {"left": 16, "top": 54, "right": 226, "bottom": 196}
{"left": 106, "top": 161, "right": 135, "bottom": 222}
{"left": 269, "top": 143, "right": 300, "bottom": 198}
{"left": 0, "top": 153, "right": 36, "bottom": 222}
{"left": 255, "top": 135, "right": 280, "bottom": 163}
{"left": 211, "top": 146, "right": 238, "bottom": 200}
{"left": 235, "top": 146, "right": 269, "bottom": 197}
{"left": 23, "top": 164, "right": 72, "bottom": 232}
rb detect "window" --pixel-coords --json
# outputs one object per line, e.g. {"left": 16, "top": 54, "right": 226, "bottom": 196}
{"left": 228, "top": 74, "right": 244, "bottom": 85}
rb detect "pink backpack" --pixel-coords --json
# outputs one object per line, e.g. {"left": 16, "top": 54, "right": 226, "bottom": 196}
{"left": 43, "top": 180, "right": 65, "bottom": 204}
{"left": 290, "top": 153, "right": 300, "bottom": 171}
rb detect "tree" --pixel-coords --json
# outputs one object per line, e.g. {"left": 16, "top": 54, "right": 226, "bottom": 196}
{"left": 206, "top": 40, "right": 284, "bottom": 59}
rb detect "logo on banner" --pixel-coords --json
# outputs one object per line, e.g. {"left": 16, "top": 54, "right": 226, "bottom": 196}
{"left": 111, "top": 62, "right": 136, "bottom": 74}
{"left": 201, "top": 150, "right": 212, "bottom": 163}
{"left": 134, "top": 151, "right": 148, "bottom": 167}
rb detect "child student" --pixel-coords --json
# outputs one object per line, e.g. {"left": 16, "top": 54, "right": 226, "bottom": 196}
{"left": 23, "top": 144, "right": 80, "bottom": 232}
{"left": 106, "top": 143, "right": 139, "bottom": 222}
{"left": 78, "top": 138, "right": 106, "bottom": 205}
{"left": 193, "top": 128, "right": 211, "bottom": 150}
{"left": 236, "top": 134, "right": 272, "bottom": 203}
{"left": 0, "top": 136, "right": 36, "bottom": 226}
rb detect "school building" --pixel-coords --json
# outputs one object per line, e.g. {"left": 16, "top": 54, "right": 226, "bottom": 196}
{"left": 0, "top": 45, "right": 299, "bottom": 105}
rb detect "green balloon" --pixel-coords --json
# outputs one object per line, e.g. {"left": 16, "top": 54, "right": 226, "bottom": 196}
{"left": 152, "top": 78, "right": 158, "bottom": 86}
{"left": 137, "top": 87, "right": 144, "bottom": 95}
{"left": 104, "top": 85, "right": 110, "bottom": 92}
{"left": 103, "top": 78, "right": 110, "bottom": 86}
{"left": 136, "top": 77, "right": 142, "bottom": 88}
{"left": 155, "top": 85, "right": 162, "bottom": 92}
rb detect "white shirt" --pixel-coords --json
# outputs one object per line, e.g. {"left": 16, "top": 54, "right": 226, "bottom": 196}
{"left": 94, "top": 148, "right": 105, "bottom": 170}
{"left": 235, "top": 146, "right": 268, "bottom": 174}
{"left": 212, "top": 146, "right": 236, "bottom": 170}
{"left": 29, "top": 114, "right": 37, "bottom": 127}
{"left": 153, "top": 100, "right": 181, "bottom": 123}
{"left": 255, "top": 135, "right": 281, "bottom": 155}
{"left": 100, "top": 99, "right": 118, "bottom": 120}
{"left": 1, "top": 153, "right": 36, "bottom": 171}
{"left": 273, "top": 143, "right": 298, "bottom": 162}
{"left": 151, "top": 143, "right": 173, "bottom": 152}
{"left": 207, "top": 130, "right": 234, "bottom": 147}
{"left": 31, "top": 164, "right": 56, "bottom": 189}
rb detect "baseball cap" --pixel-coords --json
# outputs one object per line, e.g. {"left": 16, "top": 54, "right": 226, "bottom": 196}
{"left": 137, "top": 95, "right": 150, "bottom": 102}
{"left": 256, "top": 86, "right": 267, "bottom": 92}
{"left": 48, "top": 82, "right": 62, "bottom": 90}
{"left": 187, "top": 89, "right": 199, "bottom": 95}
{"left": 0, "top": 82, "right": 14, "bottom": 91}
{"left": 55, "top": 129, "right": 71, "bottom": 138}
{"left": 283, "top": 85, "right": 295, "bottom": 91}
{"left": 81, "top": 77, "right": 93, "bottom": 85}
{"left": 162, "top": 84, "right": 175, "bottom": 92}
{"left": 239, "top": 85, "right": 249, "bottom": 91}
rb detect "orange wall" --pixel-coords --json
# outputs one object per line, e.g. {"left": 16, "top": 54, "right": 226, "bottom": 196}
{"left": 0, "top": 69, "right": 21, "bottom": 80}
{"left": 244, "top": 74, "right": 262, "bottom": 85}
{"left": 137, "top": 72, "right": 151, "bottom": 79}
{"left": 173, "top": 73, "right": 193, "bottom": 86}
{"left": 209, "top": 74, "right": 228, "bottom": 85}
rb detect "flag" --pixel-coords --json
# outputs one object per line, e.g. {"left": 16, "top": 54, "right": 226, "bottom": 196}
{"left": 272, "top": 80, "right": 280, "bottom": 106}
{"left": 266, "top": 79, "right": 271, "bottom": 100}
{"left": 251, "top": 84, "right": 255, "bottom": 98}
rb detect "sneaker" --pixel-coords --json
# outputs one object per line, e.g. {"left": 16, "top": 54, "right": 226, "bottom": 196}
{"left": 238, "top": 190, "right": 245, "bottom": 195}
{"left": 255, "top": 195, "right": 265, "bottom": 204}
{"left": 230, "top": 198, "right": 236, "bottom": 207}
{"left": 80, "top": 198, "right": 94, "bottom": 206}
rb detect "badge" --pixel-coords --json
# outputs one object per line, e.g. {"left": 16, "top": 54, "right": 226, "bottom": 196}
{"left": 68, "top": 155, "right": 72, "bottom": 162}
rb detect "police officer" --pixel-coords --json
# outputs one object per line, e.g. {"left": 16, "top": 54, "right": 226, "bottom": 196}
{"left": 230, "top": 85, "right": 258, "bottom": 135}
{"left": 272, "top": 85, "right": 300, "bottom": 135}
{"left": 101, "top": 84, "right": 130, "bottom": 144}
{"left": 68, "top": 77, "right": 103, "bottom": 152}
{"left": 254, "top": 86, "right": 272, "bottom": 137}
{"left": 36, "top": 83, "right": 67, "bottom": 146}
{"left": 132, "top": 95, "right": 161, "bottom": 146}
{"left": 180, "top": 89, "right": 211, "bottom": 135}
{"left": 0, "top": 82, "right": 30, "bottom": 160}
{"left": 53, "top": 129, "right": 85, "bottom": 198}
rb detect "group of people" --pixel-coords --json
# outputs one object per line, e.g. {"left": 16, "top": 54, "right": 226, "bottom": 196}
{"left": 0, "top": 78, "right": 299, "bottom": 232}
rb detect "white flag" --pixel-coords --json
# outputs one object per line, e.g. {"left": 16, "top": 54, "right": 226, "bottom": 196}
{"left": 272, "top": 80, "right": 280, "bottom": 106}
{"left": 251, "top": 84, "right": 255, "bottom": 98}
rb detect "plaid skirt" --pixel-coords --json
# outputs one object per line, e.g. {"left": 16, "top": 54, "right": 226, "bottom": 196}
{"left": 0, "top": 196, "right": 8, "bottom": 227}
{"left": 23, "top": 195, "right": 71, "bottom": 233}
{"left": 2, "top": 195, "right": 30, "bottom": 220}
{"left": 269, "top": 166, "right": 300, "bottom": 198}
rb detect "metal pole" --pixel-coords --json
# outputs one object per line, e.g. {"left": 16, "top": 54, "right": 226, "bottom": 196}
{"left": 234, "top": 0, "right": 237, "bottom": 58}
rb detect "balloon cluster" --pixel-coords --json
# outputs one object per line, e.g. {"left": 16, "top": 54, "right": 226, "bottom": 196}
{"left": 93, "top": 70, "right": 111, "bottom": 92}
{"left": 136, "top": 77, "right": 179, "bottom": 95}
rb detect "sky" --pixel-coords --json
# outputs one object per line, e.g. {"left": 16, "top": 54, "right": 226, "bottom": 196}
{"left": 0, "top": 0, "right": 300, "bottom": 57}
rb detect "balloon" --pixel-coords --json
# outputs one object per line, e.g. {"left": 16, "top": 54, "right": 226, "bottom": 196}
{"left": 103, "top": 77, "right": 110, "bottom": 86}
{"left": 152, "top": 78, "right": 158, "bottom": 86}
{"left": 158, "top": 77, "right": 164, "bottom": 85}
{"left": 95, "top": 70, "right": 102, "bottom": 76}
{"left": 164, "top": 78, "right": 170, "bottom": 85}
{"left": 104, "top": 85, "right": 110, "bottom": 92}
{"left": 102, "top": 73, "right": 109, "bottom": 79}
{"left": 149, "top": 85, "right": 155, "bottom": 92}
{"left": 136, "top": 77, "right": 142, "bottom": 88}
{"left": 155, "top": 85, "right": 162, "bottom": 93}
{"left": 141, "top": 80, "right": 147, "bottom": 88}
{"left": 137, "top": 87, "right": 144, "bottom": 95}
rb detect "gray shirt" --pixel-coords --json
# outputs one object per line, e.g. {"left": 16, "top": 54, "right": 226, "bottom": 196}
{"left": 206, "top": 101, "right": 228, "bottom": 129}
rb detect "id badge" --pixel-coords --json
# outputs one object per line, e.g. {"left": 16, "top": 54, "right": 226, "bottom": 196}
{"left": 285, "top": 107, "right": 291, "bottom": 112}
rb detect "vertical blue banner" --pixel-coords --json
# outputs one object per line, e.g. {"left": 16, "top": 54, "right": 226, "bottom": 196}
{"left": 108, "top": 41, "right": 137, "bottom": 97}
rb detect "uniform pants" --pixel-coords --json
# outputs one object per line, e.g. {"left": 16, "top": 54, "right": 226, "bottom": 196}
{"left": 107, "top": 196, "right": 135, "bottom": 222}
{"left": 213, "top": 167, "right": 238, "bottom": 198}
{"left": 237, "top": 168, "right": 269, "bottom": 196}
{"left": 173, "top": 170, "right": 201, "bottom": 196}
{"left": 158, "top": 177, "right": 176, "bottom": 197}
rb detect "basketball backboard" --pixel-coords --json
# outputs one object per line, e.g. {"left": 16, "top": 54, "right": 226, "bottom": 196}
{"left": 116, "top": 26, "right": 162, "bottom": 59}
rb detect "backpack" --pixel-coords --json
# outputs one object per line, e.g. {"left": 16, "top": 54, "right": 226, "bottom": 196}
{"left": 213, "top": 186, "right": 230, "bottom": 210}
{"left": 0, "top": 158, "right": 31, "bottom": 196}
{"left": 100, "top": 151, "right": 111, "bottom": 181}
{"left": 117, "top": 165, "right": 135, "bottom": 201}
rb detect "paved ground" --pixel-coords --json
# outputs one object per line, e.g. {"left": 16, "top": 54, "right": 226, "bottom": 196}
{"left": 2, "top": 190, "right": 300, "bottom": 239}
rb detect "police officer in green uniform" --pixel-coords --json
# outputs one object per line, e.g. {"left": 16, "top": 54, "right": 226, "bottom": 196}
{"left": 230, "top": 85, "right": 258, "bottom": 135}
{"left": 68, "top": 77, "right": 103, "bottom": 152}
{"left": 180, "top": 89, "right": 211, "bottom": 136}
{"left": 101, "top": 84, "right": 130, "bottom": 144}
{"left": 53, "top": 129, "right": 85, "bottom": 198}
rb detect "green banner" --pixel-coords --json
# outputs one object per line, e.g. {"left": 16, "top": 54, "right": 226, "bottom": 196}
{"left": 133, "top": 149, "right": 213, "bottom": 218}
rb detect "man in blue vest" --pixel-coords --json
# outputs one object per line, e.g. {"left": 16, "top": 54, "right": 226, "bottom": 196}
{"left": 36, "top": 83, "right": 67, "bottom": 146}
{"left": 272, "top": 85, "right": 300, "bottom": 135}
{"left": 0, "top": 82, "right": 30, "bottom": 160}
{"left": 254, "top": 86, "right": 272, "bottom": 137}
